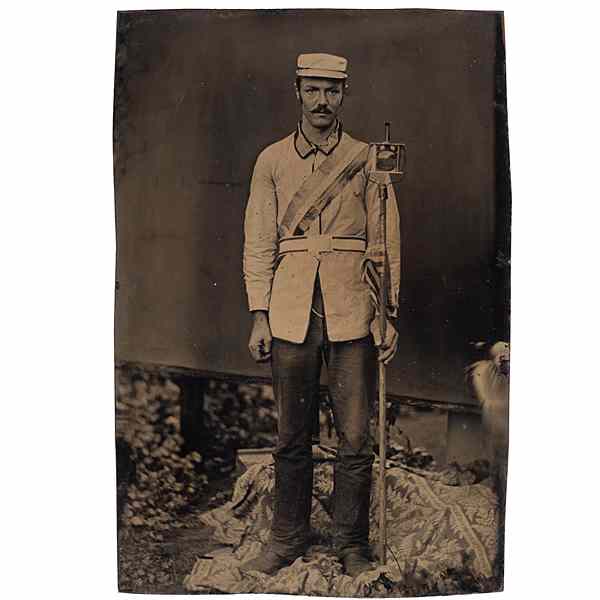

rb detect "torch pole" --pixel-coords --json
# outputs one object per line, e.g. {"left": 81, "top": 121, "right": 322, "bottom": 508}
{"left": 373, "top": 120, "right": 404, "bottom": 567}
{"left": 377, "top": 179, "right": 388, "bottom": 566}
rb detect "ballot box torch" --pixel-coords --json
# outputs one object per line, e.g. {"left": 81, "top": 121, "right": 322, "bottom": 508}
{"left": 368, "top": 122, "right": 406, "bottom": 566}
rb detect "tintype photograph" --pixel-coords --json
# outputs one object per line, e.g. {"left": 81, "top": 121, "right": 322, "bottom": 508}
{"left": 114, "top": 8, "right": 510, "bottom": 595}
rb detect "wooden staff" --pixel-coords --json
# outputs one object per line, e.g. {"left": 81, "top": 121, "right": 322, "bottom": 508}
{"left": 377, "top": 175, "right": 388, "bottom": 566}
{"left": 373, "top": 121, "right": 405, "bottom": 566}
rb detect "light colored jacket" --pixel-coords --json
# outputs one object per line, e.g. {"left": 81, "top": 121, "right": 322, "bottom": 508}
{"left": 243, "top": 124, "right": 401, "bottom": 343}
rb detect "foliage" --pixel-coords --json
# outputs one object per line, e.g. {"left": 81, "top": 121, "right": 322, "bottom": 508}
{"left": 366, "top": 552, "right": 500, "bottom": 596}
{"left": 116, "top": 368, "right": 208, "bottom": 531}
{"left": 200, "top": 381, "right": 278, "bottom": 477}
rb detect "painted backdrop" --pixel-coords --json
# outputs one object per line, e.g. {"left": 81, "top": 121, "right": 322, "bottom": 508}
{"left": 114, "top": 9, "right": 510, "bottom": 406}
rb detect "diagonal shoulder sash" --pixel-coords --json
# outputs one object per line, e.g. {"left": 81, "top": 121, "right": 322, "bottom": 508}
{"left": 279, "top": 139, "right": 370, "bottom": 237}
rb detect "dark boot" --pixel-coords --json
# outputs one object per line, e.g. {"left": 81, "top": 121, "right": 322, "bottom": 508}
{"left": 342, "top": 549, "right": 374, "bottom": 577}
{"left": 240, "top": 547, "right": 302, "bottom": 575}
{"left": 270, "top": 444, "right": 313, "bottom": 555}
{"left": 332, "top": 452, "right": 374, "bottom": 557}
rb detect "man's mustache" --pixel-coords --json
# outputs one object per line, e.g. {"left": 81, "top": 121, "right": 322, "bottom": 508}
{"left": 312, "top": 108, "right": 332, "bottom": 114}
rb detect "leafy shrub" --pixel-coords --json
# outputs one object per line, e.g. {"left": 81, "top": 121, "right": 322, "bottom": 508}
{"left": 116, "top": 368, "right": 208, "bottom": 530}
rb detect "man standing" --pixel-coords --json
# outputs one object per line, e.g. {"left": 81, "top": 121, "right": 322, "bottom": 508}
{"left": 242, "top": 53, "right": 401, "bottom": 577}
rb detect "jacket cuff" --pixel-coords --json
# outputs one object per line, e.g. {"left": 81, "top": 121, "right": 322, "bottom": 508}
{"left": 247, "top": 290, "right": 271, "bottom": 313}
{"left": 249, "top": 305, "right": 269, "bottom": 313}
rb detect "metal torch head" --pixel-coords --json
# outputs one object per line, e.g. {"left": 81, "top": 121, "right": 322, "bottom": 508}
{"left": 371, "top": 122, "right": 406, "bottom": 175}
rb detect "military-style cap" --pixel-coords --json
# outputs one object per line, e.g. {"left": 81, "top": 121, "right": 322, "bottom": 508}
{"left": 296, "top": 53, "right": 348, "bottom": 79}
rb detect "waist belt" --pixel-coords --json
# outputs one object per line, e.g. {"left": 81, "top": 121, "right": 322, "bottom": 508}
{"left": 278, "top": 235, "right": 366, "bottom": 259}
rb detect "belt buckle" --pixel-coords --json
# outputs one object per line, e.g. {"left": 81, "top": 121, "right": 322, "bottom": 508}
{"left": 307, "top": 235, "right": 333, "bottom": 260}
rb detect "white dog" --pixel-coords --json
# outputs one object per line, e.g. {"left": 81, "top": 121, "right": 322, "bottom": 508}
{"left": 466, "top": 341, "right": 510, "bottom": 494}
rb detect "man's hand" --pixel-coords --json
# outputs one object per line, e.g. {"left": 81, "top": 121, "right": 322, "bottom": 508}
{"left": 248, "top": 311, "right": 273, "bottom": 362}
{"left": 370, "top": 318, "right": 399, "bottom": 366}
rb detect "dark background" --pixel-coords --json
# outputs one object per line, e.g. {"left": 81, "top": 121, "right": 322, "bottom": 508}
{"left": 114, "top": 9, "right": 510, "bottom": 407}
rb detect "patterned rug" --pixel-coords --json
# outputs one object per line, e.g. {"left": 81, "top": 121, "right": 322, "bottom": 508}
{"left": 184, "top": 455, "right": 499, "bottom": 596}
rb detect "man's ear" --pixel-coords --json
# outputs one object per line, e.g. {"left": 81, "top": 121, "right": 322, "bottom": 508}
{"left": 342, "top": 82, "right": 349, "bottom": 102}
{"left": 294, "top": 84, "right": 301, "bottom": 103}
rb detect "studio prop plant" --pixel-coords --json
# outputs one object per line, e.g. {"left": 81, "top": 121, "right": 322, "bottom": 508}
{"left": 116, "top": 369, "right": 208, "bottom": 530}
{"left": 203, "top": 381, "right": 279, "bottom": 451}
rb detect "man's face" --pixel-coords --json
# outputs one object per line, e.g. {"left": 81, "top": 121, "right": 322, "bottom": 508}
{"left": 297, "top": 77, "right": 344, "bottom": 130}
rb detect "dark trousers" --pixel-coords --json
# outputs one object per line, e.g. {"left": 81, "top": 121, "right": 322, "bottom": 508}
{"left": 269, "top": 278, "right": 376, "bottom": 559}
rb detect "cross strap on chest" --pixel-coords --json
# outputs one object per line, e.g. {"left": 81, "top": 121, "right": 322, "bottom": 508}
{"left": 278, "top": 138, "right": 371, "bottom": 238}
